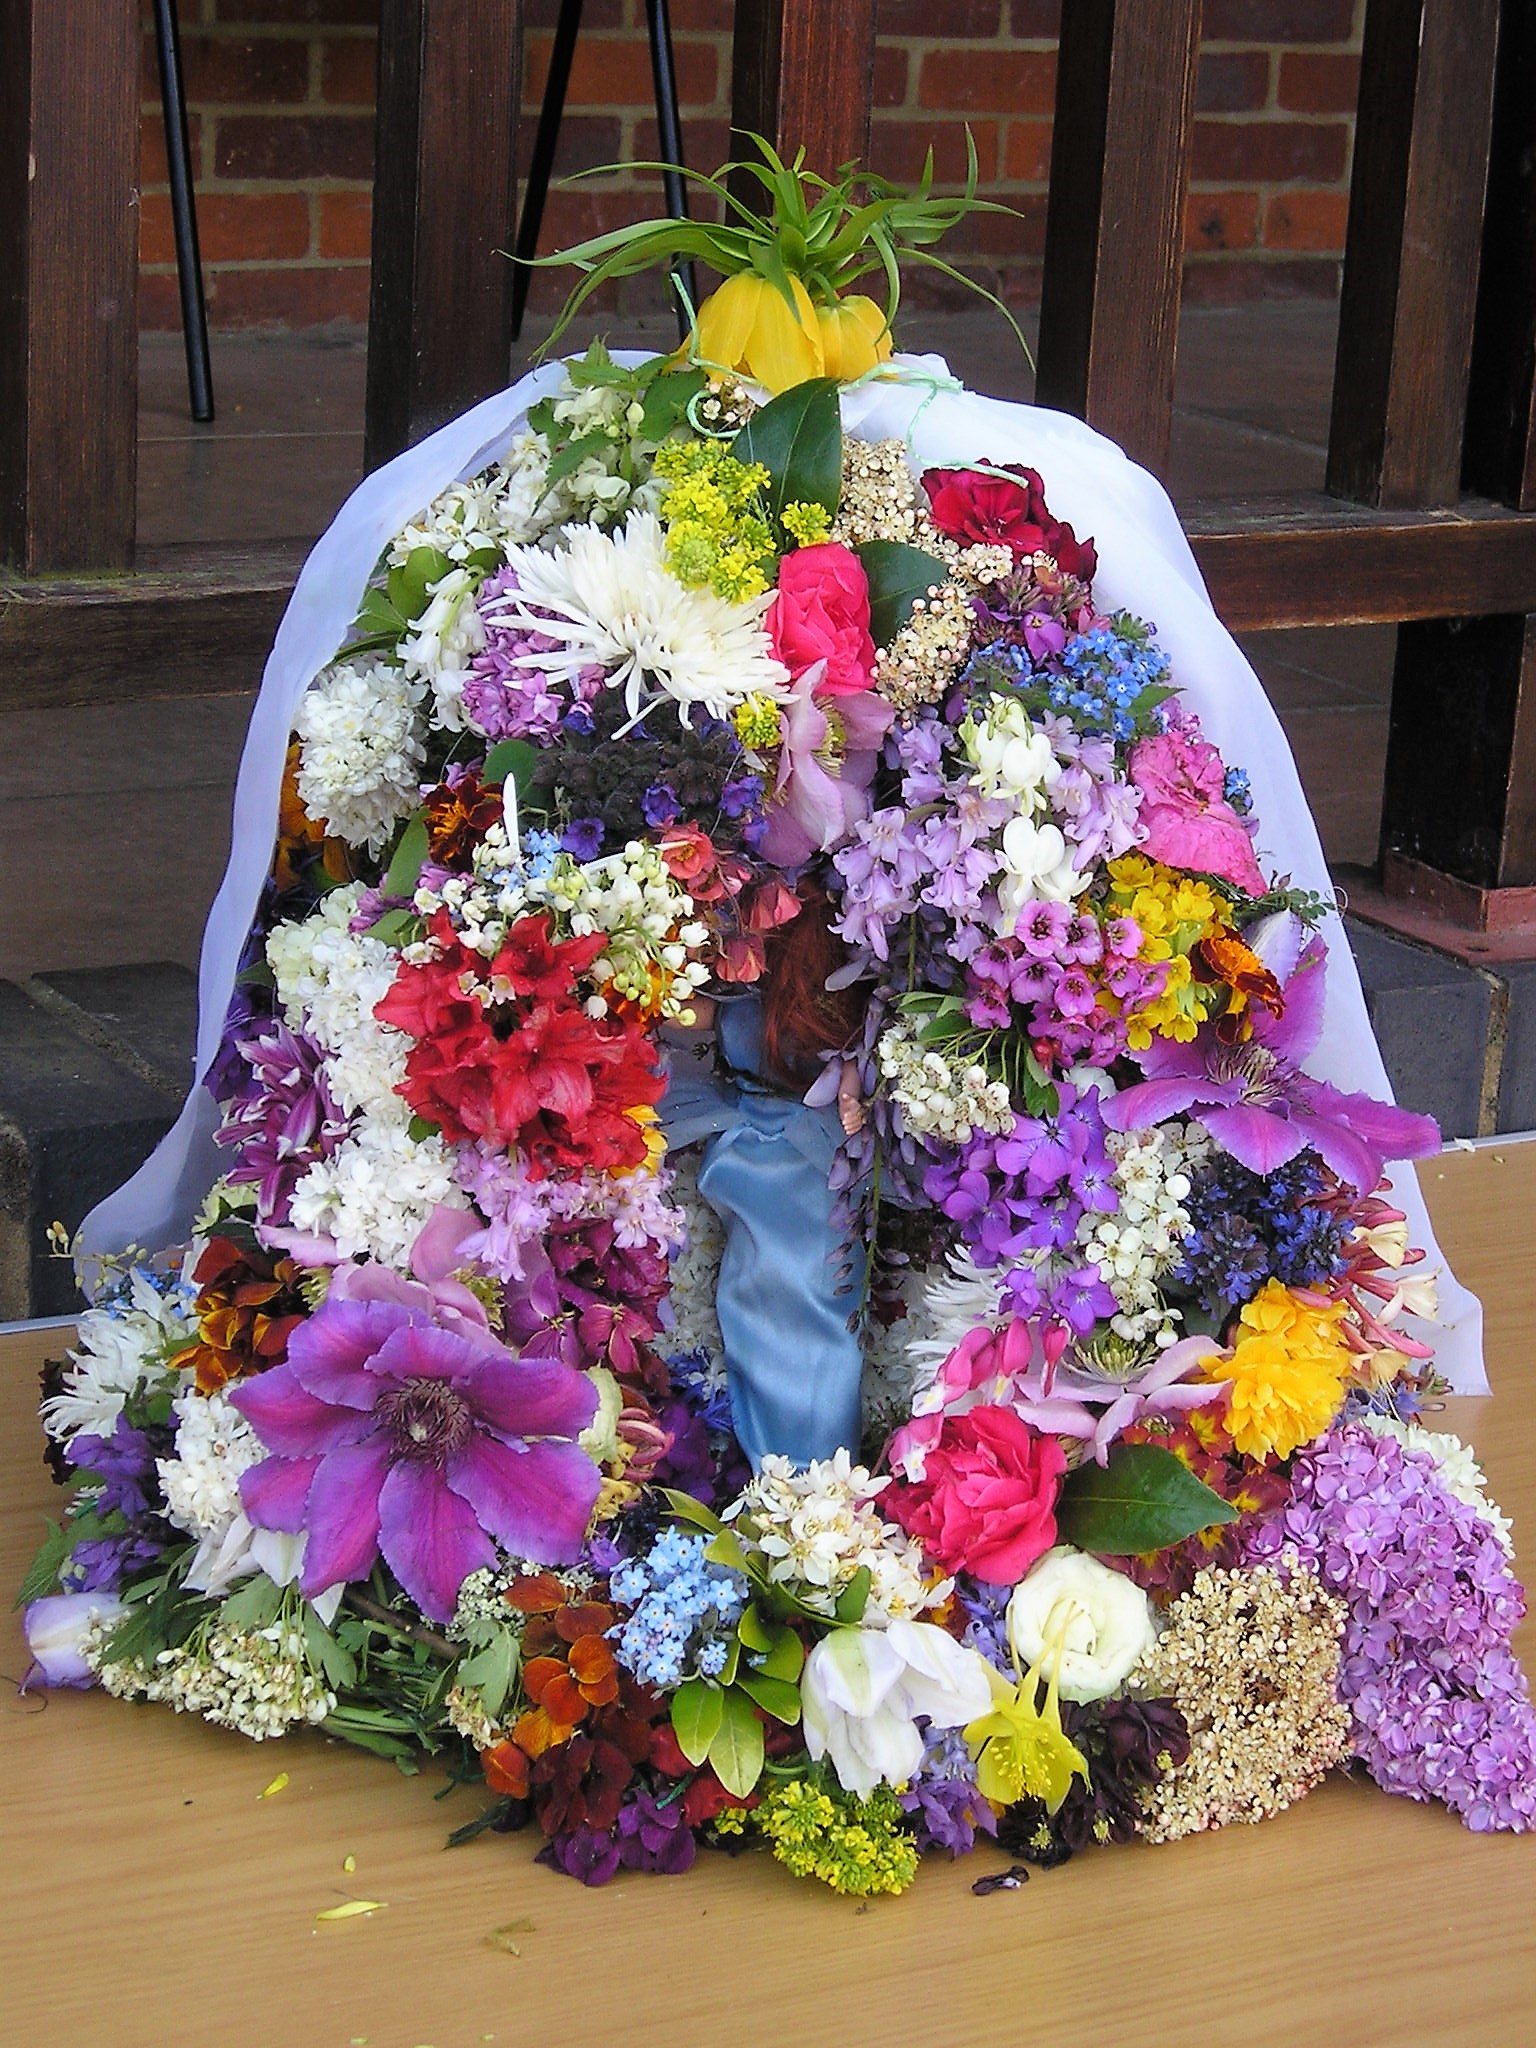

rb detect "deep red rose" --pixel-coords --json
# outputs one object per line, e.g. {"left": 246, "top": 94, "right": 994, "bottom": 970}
{"left": 883, "top": 1404, "right": 1067, "bottom": 1586}
{"left": 768, "top": 541, "right": 878, "bottom": 697}
{"left": 922, "top": 465, "right": 1098, "bottom": 582}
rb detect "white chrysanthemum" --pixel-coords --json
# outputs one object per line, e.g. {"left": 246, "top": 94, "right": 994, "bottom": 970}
{"left": 1355, "top": 1413, "right": 1516, "bottom": 1554}
{"left": 495, "top": 511, "right": 790, "bottom": 729}
{"left": 388, "top": 432, "right": 558, "bottom": 563}
{"left": 288, "top": 1121, "right": 466, "bottom": 1266}
{"left": 293, "top": 657, "right": 428, "bottom": 852}
{"left": 266, "top": 886, "right": 410, "bottom": 1117}
{"left": 41, "top": 1270, "right": 191, "bottom": 1442}
{"left": 157, "top": 1388, "right": 265, "bottom": 1539}
{"left": 398, "top": 564, "right": 489, "bottom": 730}
{"left": 903, "top": 1248, "right": 1009, "bottom": 1385}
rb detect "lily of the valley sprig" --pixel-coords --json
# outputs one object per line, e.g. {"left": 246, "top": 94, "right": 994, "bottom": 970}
{"left": 524, "top": 130, "right": 1030, "bottom": 392}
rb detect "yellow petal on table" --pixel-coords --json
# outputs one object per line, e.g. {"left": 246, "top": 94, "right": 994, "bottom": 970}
{"left": 816, "top": 295, "right": 893, "bottom": 381}
{"left": 258, "top": 1772, "right": 289, "bottom": 1800}
{"left": 315, "top": 1900, "right": 388, "bottom": 1922}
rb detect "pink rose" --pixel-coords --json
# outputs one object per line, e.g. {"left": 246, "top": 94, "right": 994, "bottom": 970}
{"left": 882, "top": 1405, "right": 1066, "bottom": 1586}
{"left": 1128, "top": 722, "right": 1267, "bottom": 894}
{"left": 769, "top": 542, "right": 878, "bottom": 697}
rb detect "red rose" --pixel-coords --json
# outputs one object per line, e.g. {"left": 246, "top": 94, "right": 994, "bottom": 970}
{"left": 768, "top": 541, "right": 878, "bottom": 697}
{"left": 922, "top": 465, "right": 1098, "bottom": 582}
{"left": 882, "top": 1405, "right": 1066, "bottom": 1586}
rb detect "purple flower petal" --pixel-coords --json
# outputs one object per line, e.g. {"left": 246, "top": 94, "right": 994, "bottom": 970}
{"left": 458, "top": 1353, "right": 598, "bottom": 1440}
{"left": 230, "top": 1361, "right": 376, "bottom": 1456}
{"left": 368, "top": 1320, "right": 487, "bottom": 1388}
{"left": 241, "top": 1452, "right": 322, "bottom": 1533}
{"left": 447, "top": 1434, "right": 601, "bottom": 1564}
{"left": 286, "top": 1296, "right": 419, "bottom": 1408}
{"left": 1254, "top": 938, "right": 1326, "bottom": 1064}
{"left": 1200, "top": 1100, "right": 1309, "bottom": 1176}
{"left": 1102, "top": 1072, "right": 1209, "bottom": 1131}
{"left": 378, "top": 1459, "right": 497, "bottom": 1622}
{"left": 299, "top": 1438, "right": 392, "bottom": 1598}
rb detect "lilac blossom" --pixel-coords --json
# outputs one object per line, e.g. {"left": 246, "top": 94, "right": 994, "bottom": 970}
{"left": 1105, "top": 940, "right": 1440, "bottom": 1194}
{"left": 463, "top": 566, "right": 605, "bottom": 741}
{"left": 1244, "top": 1424, "right": 1536, "bottom": 1832}
{"left": 231, "top": 1295, "right": 601, "bottom": 1622}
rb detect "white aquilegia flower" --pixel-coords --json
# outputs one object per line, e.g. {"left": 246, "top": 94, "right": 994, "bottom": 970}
{"left": 801, "top": 1620, "right": 997, "bottom": 1797}
{"left": 494, "top": 511, "right": 789, "bottom": 729}
{"left": 1006, "top": 1547, "right": 1157, "bottom": 1704}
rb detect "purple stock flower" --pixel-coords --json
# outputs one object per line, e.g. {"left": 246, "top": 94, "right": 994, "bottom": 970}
{"left": 70, "top": 1416, "right": 159, "bottom": 1522}
{"left": 536, "top": 1827, "right": 624, "bottom": 1886}
{"left": 214, "top": 1021, "right": 349, "bottom": 1223}
{"left": 616, "top": 1787, "right": 698, "bottom": 1874}
{"left": 1105, "top": 940, "right": 1440, "bottom": 1194}
{"left": 231, "top": 1295, "right": 602, "bottom": 1623}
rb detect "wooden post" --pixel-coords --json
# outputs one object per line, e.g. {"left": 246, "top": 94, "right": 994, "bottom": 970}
{"left": 365, "top": 1, "right": 522, "bottom": 472}
{"left": 1464, "top": 0, "right": 1536, "bottom": 514}
{"left": 0, "top": 0, "right": 139, "bottom": 573}
{"left": 729, "top": 0, "right": 879, "bottom": 181}
{"left": 1033, "top": 0, "right": 1204, "bottom": 480}
{"left": 1326, "top": 0, "right": 1500, "bottom": 510}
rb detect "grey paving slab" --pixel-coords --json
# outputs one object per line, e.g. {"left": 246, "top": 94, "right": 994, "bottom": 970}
{"left": 1345, "top": 920, "right": 1496, "bottom": 1140}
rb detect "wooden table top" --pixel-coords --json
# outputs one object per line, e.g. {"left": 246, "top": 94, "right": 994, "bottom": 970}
{"left": 3, "top": 1143, "right": 1534, "bottom": 2048}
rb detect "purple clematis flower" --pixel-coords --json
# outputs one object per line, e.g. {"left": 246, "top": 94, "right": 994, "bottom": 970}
{"left": 1103, "top": 940, "right": 1439, "bottom": 1194}
{"left": 231, "top": 1296, "right": 601, "bottom": 1623}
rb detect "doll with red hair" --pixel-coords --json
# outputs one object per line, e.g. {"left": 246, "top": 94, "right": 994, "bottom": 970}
{"left": 660, "top": 874, "right": 867, "bottom": 1468}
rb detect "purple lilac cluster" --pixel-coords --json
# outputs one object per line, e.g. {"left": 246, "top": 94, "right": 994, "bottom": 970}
{"left": 1244, "top": 1424, "right": 1536, "bottom": 1832}
{"left": 463, "top": 566, "right": 605, "bottom": 741}
{"left": 213, "top": 1021, "right": 350, "bottom": 1224}
{"left": 923, "top": 1081, "right": 1118, "bottom": 1333}
{"left": 966, "top": 902, "right": 1160, "bottom": 1069}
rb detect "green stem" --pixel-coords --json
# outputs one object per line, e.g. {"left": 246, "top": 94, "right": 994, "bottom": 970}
{"left": 341, "top": 1588, "right": 457, "bottom": 1663}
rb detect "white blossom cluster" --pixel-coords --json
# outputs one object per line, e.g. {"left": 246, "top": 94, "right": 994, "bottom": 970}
{"left": 156, "top": 1388, "right": 263, "bottom": 1538}
{"left": 399, "top": 564, "right": 488, "bottom": 731}
{"left": 876, "top": 1022, "right": 1015, "bottom": 1145}
{"left": 40, "top": 1266, "right": 192, "bottom": 1444}
{"left": 288, "top": 1119, "right": 463, "bottom": 1267}
{"left": 293, "top": 657, "right": 428, "bottom": 852}
{"left": 725, "top": 1451, "right": 941, "bottom": 1626}
{"left": 657, "top": 1150, "right": 726, "bottom": 1361}
{"left": 1075, "top": 1122, "right": 1208, "bottom": 1348}
{"left": 386, "top": 431, "right": 559, "bottom": 565}
{"left": 90, "top": 1619, "right": 335, "bottom": 1742}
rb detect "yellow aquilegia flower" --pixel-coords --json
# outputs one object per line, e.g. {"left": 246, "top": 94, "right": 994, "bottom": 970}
{"left": 1206, "top": 1279, "right": 1352, "bottom": 1461}
{"left": 963, "top": 1646, "right": 1088, "bottom": 1812}
{"left": 695, "top": 272, "right": 825, "bottom": 394}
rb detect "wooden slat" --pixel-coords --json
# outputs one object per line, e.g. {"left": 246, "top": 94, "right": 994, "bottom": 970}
{"left": 0, "top": 0, "right": 139, "bottom": 573}
{"left": 1183, "top": 494, "right": 1536, "bottom": 630}
{"left": 1464, "top": 0, "right": 1536, "bottom": 512}
{"left": 1380, "top": 614, "right": 1536, "bottom": 891}
{"left": 364, "top": 1, "right": 522, "bottom": 471}
{"left": 1034, "top": 0, "right": 1203, "bottom": 480}
{"left": 1327, "top": 0, "right": 1501, "bottom": 509}
{"left": 729, "top": 0, "right": 879, "bottom": 181}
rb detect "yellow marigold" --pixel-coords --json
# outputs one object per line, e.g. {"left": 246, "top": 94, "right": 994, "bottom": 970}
{"left": 1205, "top": 1280, "right": 1351, "bottom": 1461}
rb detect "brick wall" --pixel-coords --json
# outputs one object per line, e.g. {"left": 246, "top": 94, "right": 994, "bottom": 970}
{"left": 139, "top": 0, "right": 1364, "bottom": 332}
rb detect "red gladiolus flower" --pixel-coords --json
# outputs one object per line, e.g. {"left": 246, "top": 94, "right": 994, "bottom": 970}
{"left": 375, "top": 912, "right": 663, "bottom": 1174}
{"left": 922, "top": 465, "right": 1098, "bottom": 581}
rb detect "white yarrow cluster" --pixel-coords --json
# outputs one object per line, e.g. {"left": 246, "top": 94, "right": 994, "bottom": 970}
{"left": 877, "top": 1022, "right": 1014, "bottom": 1144}
{"left": 293, "top": 657, "right": 428, "bottom": 852}
{"left": 725, "top": 1451, "right": 940, "bottom": 1626}
{"left": 90, "top": 1619, "right": 336, "bottom": 1741}
{"left": 1075, "top": 1123, "right": 1206, "bottom": 1347}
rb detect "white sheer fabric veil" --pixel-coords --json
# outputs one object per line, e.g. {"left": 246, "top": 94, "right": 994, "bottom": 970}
{"left": 77, "top": 353, "right": 1486, "bottom": 1392}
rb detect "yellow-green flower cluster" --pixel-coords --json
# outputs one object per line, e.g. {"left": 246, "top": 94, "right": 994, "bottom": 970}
{"left": 717, "top": 1778, "right": 919, "bottom": 1896}
{"left": 732, "top": 692, "right": 785, "bottom": 753}
{"left": 654, "top": 440, "right": 776, "bottom": 601}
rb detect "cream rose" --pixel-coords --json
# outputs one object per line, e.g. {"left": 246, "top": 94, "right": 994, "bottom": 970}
{"left": 1006, "top": 1546, "right": 1157, "bottom": 1703}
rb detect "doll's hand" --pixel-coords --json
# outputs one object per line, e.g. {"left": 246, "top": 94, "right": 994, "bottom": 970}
{"left": 837, "top": 1058, "right": 866, "bottom": 1136}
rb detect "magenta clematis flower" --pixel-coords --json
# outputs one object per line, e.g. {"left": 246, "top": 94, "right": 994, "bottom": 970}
{"left": 231, "top": 1296, "right": 601, "bottom": 1623}
{"left": 757, "top": 658, "right": 894, "bottom": 867}
{"left": 1103, "top": 940, "right": 1439, "bottom": 1193}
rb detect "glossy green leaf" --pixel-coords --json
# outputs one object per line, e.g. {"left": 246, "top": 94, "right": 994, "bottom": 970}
{"left": 707, "top": 1685, "right": 766, "bottom": 1797}
{"left": 832, "top": 1564, "right": 872, "bottom": 1625}
{"left": 736, "top": 1670, "right": 802, "bottom": 1725}
{"left": 1056, "top": 1443, "right": 1238, "bottom": 1556}
{"left": 383, "top": 813, "right": 430, "bottom": 900}
{"left": 659, "top": 1488, "right": 726, "bottom": 1537}
{"left": 736, "top": 1602, "right": 774, "bottom": 1655}
{"left": 856, "top": 540, "right": 951, "bottom": 649}
{"left": 482, "top": 738, "right": 540, "bottom": 796}
{"left": 365, "top": 908, "right": 419, "bottom": 948}
{"left": 756, "top": 1624, "right": 805, "bottom": 1684}
{"left": 731, "top": 378, "right": 842, "bottom": 526}
{"left": 703, "top": 1527, "right": 752, "bottom": 1577}
{"left": 672, "top": 1677, "right": 725, "bottom": 1767}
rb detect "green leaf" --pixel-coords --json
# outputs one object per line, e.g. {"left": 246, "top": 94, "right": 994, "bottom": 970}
{"left": 406, "top": 1114, "right": 440, "bottom": 1144}
{"left": 671, "top": 1677, "right": 725, "bottom": 1767}
{"left": 856, "top": 540, "right": 951, "bottom": 649}
{"left": 756, "top": 1624, "right": 805, "bottom": 1684}
{"left": 707, "top": 1686, "right": 766, "bottom": 1798}
{"left": 702, "top": 1527, "right": 752, "bottom": 1577}
{"left": 736, "top": 1671, "right": 801, "bottom": 1726}
{"left": 387, "top": 545, "right": 453, "bottom": 622}
{"left": 456, "top": 1629, "right": 520, "bottom": 1719}
{"left": 15, "top": 1519, "right": 74, "bottom": 1608}
{"left": 658, "top": 1489, "right": 727, "bottom": 1538}
{"left": 731, "top": 378, "right": 842, "bottom": 529}
{"left": 539, "top": 429, "right": 612, "bottom": 500}
{"left": 482, "top": 738, "right": 540, "bottom": 796}
{"left": 832, "top": 1565, "right": 872, "bottom": 1626}
{"left": 365, "top": 908, "right": 419, "bottom": 948}
{"left": 639, "top": 365, "right": 708, "bottom": 443}
{"left": 1056, "top": 1443, "right": 1238, "bottom": 1556}
{"left": 717, "top": 1635, "right": 742, "bottom": 1688}
{"left": 383, "top": 813, "right": 430, "bottom": 900}
{"left": 736, "top": 1602, "right": 774, "bottom": 1655}
{"left": 303, "top": 1605, "right": 358, "bottom": 1693}
{"left": 218, "top": 1575, "right": 282, "bottom": 1633}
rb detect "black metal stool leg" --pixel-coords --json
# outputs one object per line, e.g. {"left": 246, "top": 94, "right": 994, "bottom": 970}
{"left": 643, "top": 0, "right": 697, "bottom": 344}
{"left": 152, "top": 0, "right": 214, "bottom": 423}
{"left": 512, "top": 0, "right": 586, "bottom": 341}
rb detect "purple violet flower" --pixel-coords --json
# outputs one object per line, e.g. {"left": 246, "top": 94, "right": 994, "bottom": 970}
{"left": 231, "top": 1295, "right": 602, "bottom": 1623}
